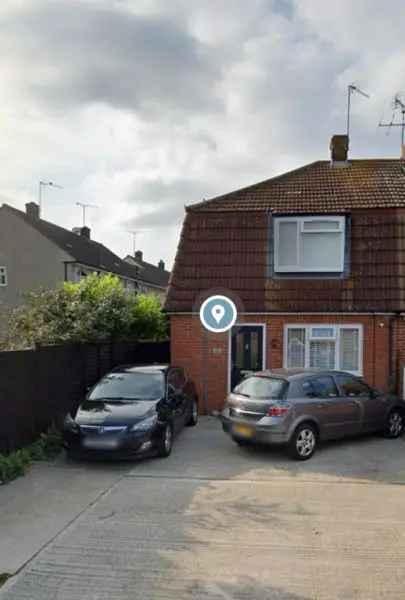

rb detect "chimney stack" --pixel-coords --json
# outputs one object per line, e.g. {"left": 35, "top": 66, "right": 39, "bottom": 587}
{"left": 26, "top": 202, "right": 40, "bottom": 220}
{"left": 72, "top": 226, "right": 91, "bottom": 239}
{"left": 401, "top": 144, "right": 405, "bottom": 160}
{"left": 330, "top": 135, "right": 349, "bottom": 163}
{"left": 135, "top": 250, "right": 143, "bottom": 262}
{"left": 158, "top": 259, "right": 165, "bottom": 270}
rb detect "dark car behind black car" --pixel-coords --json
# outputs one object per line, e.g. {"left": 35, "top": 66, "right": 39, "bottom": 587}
{"left": 63, "top": 365, "right": 198, "bottom": 459}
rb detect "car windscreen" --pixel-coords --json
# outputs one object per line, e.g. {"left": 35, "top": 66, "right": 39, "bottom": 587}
{"left": 233, "top": 376, "right": 286, "bottom": 399}
{"left": 88, "top": 372, "right": 165, "bottom": 401}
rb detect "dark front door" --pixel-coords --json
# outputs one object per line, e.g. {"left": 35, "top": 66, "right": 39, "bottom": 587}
{"left": 230, "top": 325, "right": 264, "bottom": 391}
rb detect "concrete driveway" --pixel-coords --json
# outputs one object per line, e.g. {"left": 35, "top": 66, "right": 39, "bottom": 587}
{"left": 1, "top": 417, "right": 405, "bottom": 599}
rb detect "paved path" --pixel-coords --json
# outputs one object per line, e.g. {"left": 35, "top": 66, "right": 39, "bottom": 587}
{"left": 1, "top": 418, "right": 405, "bottom": 599}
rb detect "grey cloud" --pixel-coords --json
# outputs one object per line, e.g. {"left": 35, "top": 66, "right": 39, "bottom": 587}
{"left": 1, "top": 1, "right": 223, "bottom": 117}
{"left": 124, "top": 179, "right": 217, "bottom": 229}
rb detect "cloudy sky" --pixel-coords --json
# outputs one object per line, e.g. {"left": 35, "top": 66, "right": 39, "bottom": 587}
{"left": 1, "top": 1, "right": 404, "bottom": 268}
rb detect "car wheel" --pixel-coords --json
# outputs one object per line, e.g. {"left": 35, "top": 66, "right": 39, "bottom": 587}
{"left": 232, "top": 437, "right": 251, "bottom": 447}
{"left": 186, "top": 400, "right": 198, "bottom": 427}
{"left": 383, "top": 409, "right": 404, "bottom": 439}
{"left": 65, "top": 449, "right": 80, "bottom": 462}
{"left": 289, "top": 423, "right": 317, "bottom": 460}
{"left": 157, "top": 424, "right": 173, "bottom": 458}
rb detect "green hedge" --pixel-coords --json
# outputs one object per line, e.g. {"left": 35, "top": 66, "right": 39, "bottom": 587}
{"left": 0, "top": 426, "right": 63, "bottom": 485}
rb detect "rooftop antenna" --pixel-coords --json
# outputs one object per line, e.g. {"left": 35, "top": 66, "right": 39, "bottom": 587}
{"left": 346, "top": 84, "right": 370, "bottom": 141}
{"left": 76, "top": 202, "right": 98, "bottom": 227}
{"left": 38, "top": 180, "right": 63, "bottom": 218}
{"left": 378, "top": 94, "right": 405, "bottom": 146}
{"left": 127, "top": 230, "right": 146, "bottom": 256}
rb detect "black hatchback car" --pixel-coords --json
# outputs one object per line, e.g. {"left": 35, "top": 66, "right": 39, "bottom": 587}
{"left": 63, "top": 365, "right": 198, "bottom": 459}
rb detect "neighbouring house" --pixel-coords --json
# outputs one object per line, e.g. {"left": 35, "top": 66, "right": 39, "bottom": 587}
{"left": 0, "top": 202, "right": 170, "bottom": 327}
{"left": 166, "top": 135, "right": 405, "bottom": 413}
{"left": 123, "top": 251, "right": 170, "bottom": 303}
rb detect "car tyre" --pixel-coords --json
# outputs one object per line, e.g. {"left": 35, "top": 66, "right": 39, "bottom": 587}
{"left": 186, "top": 399, "right": 198, "bottom": 427}
{"left": 232, "top": 437, "right": 251, "bottom": 447}
{"left": 65, "top": 448, "right": 80, "bottom": 462}
{"left": 383, "top": 408, "right": 404, "bottom": 439}
{"left": 157, "top": 424, "right": 173, "bottom": 458}
{"left": 288, "top": 423, "right": 317, "bottom": 461}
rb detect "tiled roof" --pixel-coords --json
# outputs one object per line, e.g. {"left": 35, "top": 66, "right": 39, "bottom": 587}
{"left": 2, "top": 204, "right": 168, "bottom": 287}
{"left": 123, "top": 255, "right": 170, "bottom": 288}
{"left": 166, "top": 158, "right": 405, "bottom": 313}
{"left": 189, "top": 160, "right": 405, "bottom": 213}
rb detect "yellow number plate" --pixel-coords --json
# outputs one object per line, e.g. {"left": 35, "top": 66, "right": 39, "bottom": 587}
{"left": 234, "top": 424, "right": 253, "bottom": 438}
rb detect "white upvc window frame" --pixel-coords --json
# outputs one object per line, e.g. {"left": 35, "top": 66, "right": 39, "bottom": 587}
{"left": 274, "top": 215, "right": 346, "bottom": 273}
{"left": 0, "top": 266, "right": 7, "bottom": 286}
{"left": 283, "top": 324, "right": 363, "bottom": 376}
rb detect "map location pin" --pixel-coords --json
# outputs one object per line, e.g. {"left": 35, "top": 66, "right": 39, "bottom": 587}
{"left": 211, "top": 304, "right": 225, "bottom": 324}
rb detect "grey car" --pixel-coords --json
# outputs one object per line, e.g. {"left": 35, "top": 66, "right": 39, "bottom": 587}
{"left": 221, "top": 369, "right": 405, "bottom": 460}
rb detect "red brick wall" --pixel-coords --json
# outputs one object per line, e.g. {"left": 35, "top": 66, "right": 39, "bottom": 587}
{"left": 170, "top": 313, "right": 393, "bottom": 413}
{"left": 392, "top": 317, "right": 405, "bottom": 397}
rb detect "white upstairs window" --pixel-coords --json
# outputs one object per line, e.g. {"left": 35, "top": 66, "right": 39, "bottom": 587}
{"left": 284, "top": 325, "right": 362, "bottom": 375}
{"left": 274, "top": 216, "right": 345, "bottom": 273}
{"left": 0, "top": 267, "right": 7, "bottom": 286}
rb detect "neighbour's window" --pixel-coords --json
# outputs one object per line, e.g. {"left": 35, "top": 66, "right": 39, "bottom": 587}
{"left": 303, "top": 376, "right": 338, "bottom": 398}
{"left": 274, "top": 216, "right": 345, "bottom": 273}
{"left": 334, "top": 374, "right": 370, "bottom": 397}
{"left": 0, "top": 267, "right": 7, "bottom": 286}
{"left": 234, "top": 376, "right": 286, "bottom": 399}
{"left": 285, "top": 325, "right": 362, "bottom": 375}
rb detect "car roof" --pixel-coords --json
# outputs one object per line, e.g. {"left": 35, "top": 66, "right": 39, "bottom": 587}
{"left": 252, "top": 368, "right": 358, "bottom": 381}
{"left": 111, "top": 364, "right": 170, "bottom": 374}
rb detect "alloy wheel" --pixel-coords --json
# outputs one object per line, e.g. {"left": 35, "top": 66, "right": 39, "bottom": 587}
{"left": 164, "top": 425, "right": 173, "bottom": 452}
{"left": 296, "top": 428, "right": 316, "bottom": 457}
{"left": 388, "top": 412, "right": 403, "bottom": 437}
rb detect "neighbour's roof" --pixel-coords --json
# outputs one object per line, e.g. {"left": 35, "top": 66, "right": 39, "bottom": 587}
{"left": 1, "top": 204, "right": 169, "bottom": 288}
{"left": 189, "top": 160, "right": 405, "bottom": 213}
{"left": 123, "top": 255, "right": 170, "bottom": 288}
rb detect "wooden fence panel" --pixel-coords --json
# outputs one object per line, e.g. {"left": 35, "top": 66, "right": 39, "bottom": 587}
{"left": 0, "top": 340, "right": 170, "bottom": 453}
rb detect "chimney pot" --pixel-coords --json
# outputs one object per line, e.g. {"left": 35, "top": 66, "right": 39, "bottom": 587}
{"left": 158, "top": 259, "right": 165, "bottom": 270}
{"left": 330, "top": 134, "right": 349, "bottom": 163}
{"left": 26, "top": 202, "right": 40, "bottom": 220}
{"left": 135, "top": 250, "right": 143, "bottom": 261}
{"left": 72, "top": 226, "right": 90, "bottom": 238}
{"left": 80, "top": 226, "right": 90, "bottom": 239}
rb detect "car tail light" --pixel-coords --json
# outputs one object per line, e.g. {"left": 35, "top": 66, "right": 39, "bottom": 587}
{"left": 268, "top": 404, "right": 291, "bottom": 417}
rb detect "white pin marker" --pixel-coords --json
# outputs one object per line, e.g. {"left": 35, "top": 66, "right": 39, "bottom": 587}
{"left": 212, "top": 304, "right": 225, "bottom": 324}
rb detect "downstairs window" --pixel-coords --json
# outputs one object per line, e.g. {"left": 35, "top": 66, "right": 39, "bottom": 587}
{"left": 285, "top": 325, "right": 362, "bottom": 375}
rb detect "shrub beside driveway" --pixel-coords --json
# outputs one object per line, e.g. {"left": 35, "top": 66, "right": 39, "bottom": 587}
{"left": 0, "top": 426, "right": 62, "bottom": 485}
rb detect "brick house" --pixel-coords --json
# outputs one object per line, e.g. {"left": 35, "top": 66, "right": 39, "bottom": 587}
{"left": 166, "top": 135, "right": 405, "bottom": 413}
{"left": 0, "top": 202, "right": 170, "bottom": 330}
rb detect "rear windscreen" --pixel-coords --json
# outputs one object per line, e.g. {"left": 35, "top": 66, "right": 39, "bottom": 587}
{"left": 233, "top": 377, "right": 286, "bottom": 399}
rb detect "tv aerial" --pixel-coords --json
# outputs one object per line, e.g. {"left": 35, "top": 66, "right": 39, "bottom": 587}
{"left": 76, "top": 202, "right": 98, "bottom": 227}
{"left": 378, "top": 94, "right": 405, "bottom": 146}
{"left": 346, "top": 83, "right": 370, "bottom": 139}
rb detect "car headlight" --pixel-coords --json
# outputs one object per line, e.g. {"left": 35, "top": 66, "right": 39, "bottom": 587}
{"left": 63, "top": 413, "right": 79, "bottom": 433}
{"left": 130, "top": 414, "right": 158, "bottom": 432}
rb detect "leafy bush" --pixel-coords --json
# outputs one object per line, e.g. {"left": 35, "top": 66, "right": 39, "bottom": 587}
{"left": 0, "top": 426, "right": 63, "bottom": 485}
{"left": 1, "top": 274, "right": 168, "bottom": 350}
{"left": 0, "top": 573, "right": 11, "bottom": 587}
